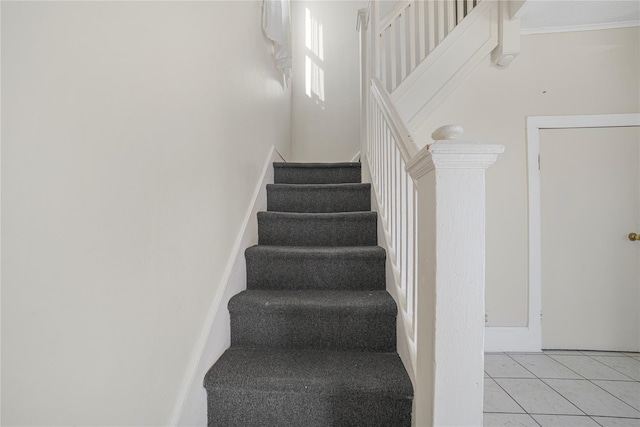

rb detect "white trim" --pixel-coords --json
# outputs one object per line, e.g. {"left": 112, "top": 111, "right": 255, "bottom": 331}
{"left": 0, "top": 3, "right": 3, "bottom": 420}
{"left": 486, "top": 113, "right": 640, "bottom": 353}
{"left": 521, "top": 20, "right": 640, "bottom": 35}
{"left": 527, "top": 113, "right": 640, "bottom": 130}
{"left": 169, "top": 146, "right": 284, "bottom": 426}
{"left": 485, "top": 327, "right": 540, "bottom": 352}
{"left": 350, "top": 151, "right": 361, "bottom": 162}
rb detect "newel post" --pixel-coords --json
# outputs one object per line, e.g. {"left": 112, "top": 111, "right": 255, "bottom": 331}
{"left": 406, "top": 125, "right": 504, "bottom": 426}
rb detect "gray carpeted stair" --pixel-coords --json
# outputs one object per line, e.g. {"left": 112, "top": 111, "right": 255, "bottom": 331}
{"left": 274, "top": 162, "right": 361, "bottom": 184}
{"left": 267, "top": 183, "right": 371, "bottom": 213}
{"left": 245, "top": 245, "right": 386, "bottom": 291}
{"left": 204, "top": 162, "right": 413, "bottom": 426}
{"left": 258, "top": 211, "right": 378, "bottom": 246}
{"left": 204, "top": 347, "right": 412, "bottom": 427}
{"left": 229, "top": 290, "right": 397, "bottom": 351}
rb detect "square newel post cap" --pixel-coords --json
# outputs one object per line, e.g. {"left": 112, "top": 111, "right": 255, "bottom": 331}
{"left": 406, "top": 125, "right": 505, "bottom": 179}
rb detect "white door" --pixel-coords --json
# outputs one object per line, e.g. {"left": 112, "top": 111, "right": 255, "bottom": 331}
{"left": 540, "top": 126, "right": 640, "bottom": 351}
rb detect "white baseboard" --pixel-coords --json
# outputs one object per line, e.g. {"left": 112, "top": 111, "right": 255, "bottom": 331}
{"left": 485, "top": 326, "right": 541, "bottom": 353}
{"left": 169, "top": 146, "right": 284, "bottom": 426}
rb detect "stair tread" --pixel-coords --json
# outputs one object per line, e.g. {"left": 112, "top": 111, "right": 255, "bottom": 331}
{"left": 229, "top": 290, "right": 396, "bottom": 315}
{"left": 258, "top": 211, "right": 377, "bottom": 220}
{"left": 274, "top": 162, "right": 361, "bottom": 169}
{"left": 204, "top": 347, "right": 413, "bottom": 397}
{"left": 274, "top": 162, "right": 361, "bottom": 184}
{"left": 267, "top": 183, "right": 370, "bottom": 189}
{"left": 246, "top": 245, "right": 385, "bottom": 258}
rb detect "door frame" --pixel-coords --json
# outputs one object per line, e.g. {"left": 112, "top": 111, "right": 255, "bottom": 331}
{"left": 528, "top": 113, "right": 640, "bottom": 351}
{"left": 485, "top": 113, "right": 640, "bottom": 352}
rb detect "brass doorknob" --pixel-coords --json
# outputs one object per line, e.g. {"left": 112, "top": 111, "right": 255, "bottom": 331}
{"left": 629, "top": 233, "right": 640, "bottom": 241}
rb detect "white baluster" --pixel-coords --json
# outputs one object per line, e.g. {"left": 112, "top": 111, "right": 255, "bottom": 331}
{"left": 394, "top": 145, "right": 400, "bottom": 255}
{"left": 427, "top": 1, "right": 436, "bottom": 52}
{"left": 435, "top": 1, "right": 443, "bottom": 46}
{"left": 389, "top": 23, "right": 397, "bottom": 91}
{"left": 408, "top": 2, "right": 417, "bottom": 73}
{"left": 400, "top": 164, "right": 408, "bottom": 297}
{"left": 466, "top": 0, "right": 474, "bottom": 17}
{"left": 446, "top": 0, "right": 456, "bottom": 35}
{"left": 399, "top": 10, "right": 407, "bottom": 84}
{"left": 419, "top": 0, "right": 427, "bottom": 60}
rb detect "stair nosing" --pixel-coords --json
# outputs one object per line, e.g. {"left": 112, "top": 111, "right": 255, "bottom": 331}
{"left": 273, "top": 162, "right": 361, "bottom": 169}
{"left": 204, "top": 347, "right": 413, "bottom": 397}
{"left": 229, "top": 290, "right": 397, "bottom": 315}
{"left": 257, "top": 211, "right": 377, "bottom": 219}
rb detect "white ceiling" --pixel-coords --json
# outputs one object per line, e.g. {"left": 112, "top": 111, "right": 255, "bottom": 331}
{"left": 518, "top": 0, "right": 640, "bottom": 34}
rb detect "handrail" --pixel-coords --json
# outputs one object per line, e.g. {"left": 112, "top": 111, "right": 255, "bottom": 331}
{"left": 378, "top": 0, "right": 412, "bottom": 32}
{"left": 370, "top": 78, "right": 419, "bottom": 161}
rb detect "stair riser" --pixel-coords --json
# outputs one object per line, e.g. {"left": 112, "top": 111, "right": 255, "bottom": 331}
{"left": 267, "top": 184, "right": 371, "bottom": 213}
{"left": 206, "top": 391, "right": 412, "bottom": 427}
{"left": 246, "top": 253, "right": 385, "bottom": 291}
{"left": 230, "top": 312, "right": 396, "bottom": 352}
{"left": 274, "top": 164, "right": 361, "bottom": 184}
{"left": 258, "top": 213, "right": 377, "bottom": 246}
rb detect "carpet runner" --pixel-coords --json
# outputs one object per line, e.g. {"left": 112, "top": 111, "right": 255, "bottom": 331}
{"left": 203, "top": 162, "right": 413, "bottom": 426}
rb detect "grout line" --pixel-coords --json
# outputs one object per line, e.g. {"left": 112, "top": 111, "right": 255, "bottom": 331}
{"left": 584, "top": 353, "right": 639, "bottom": 382}
{"left": 531, "top": 414, "right": 543, "bottom": 427}
{"left": 579, "top": 351, "right": 630, "bottom": 357}
{"left": 584, "top": 378, "right": 640, "bottom": 414}
{"left": 534, "top": 363, "right": 640, "bottom": 418}
{"left": 507, "top": 352, "right": 593, "bottom": 382}
{"left": 544, "top": 354, "right": 590, "bottom": 380}
{"left": 541, "top": 349, "right": 640, "bottom": 384}
{"left": 590, "top": 415, "right": 640, "bottom": 421}
{"left": 489, "top": 377, "right": 530, "bottom": 417}
{"left": 535, "top": 354, "right": 637, "bottom": 416}
{"left": 485, "top": 352, "right": 640, "bottom": 423}
{"left": 506, "top": 353, "right": 540, "bottom": 379}
{"left": 536, "top": 377, "right": 589, "bottom": 417}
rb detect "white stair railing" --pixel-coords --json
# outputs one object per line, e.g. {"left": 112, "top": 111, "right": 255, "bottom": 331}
{"left": 358, "top": 4, "right": 506, "bottom": 425}
{"left": 375, "top": 0, "right": 480, "bottom": 92}
{"left": 369, "top": 78, "right": 420, "bottom": 375}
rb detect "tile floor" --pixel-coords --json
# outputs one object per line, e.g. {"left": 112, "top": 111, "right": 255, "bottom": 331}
{"left": 484, "top": 351, "right": 640, "bottom": 426}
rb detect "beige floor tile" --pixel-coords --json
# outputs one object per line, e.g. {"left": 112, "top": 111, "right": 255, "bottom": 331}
{"left": 531, "top": 414, "right": 600, "bottom": 426}
{"left": 484, "top": 413, "right": 539, "bottom": 427}
{"left": 495, "top": 378, "right": 582, "bottom": 415}
{"left": 544, "top": 379, "right": 640, "bottom": 418}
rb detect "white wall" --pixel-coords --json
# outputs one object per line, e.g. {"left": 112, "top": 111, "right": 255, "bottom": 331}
{"left": 291, "top": 0, "right": 365, "bottom": 162}
{"left": 413, "top": 27, "right": 640, "bottom": 327}
{"left": 1, "top": 1, "right": 291, "bottom": 425}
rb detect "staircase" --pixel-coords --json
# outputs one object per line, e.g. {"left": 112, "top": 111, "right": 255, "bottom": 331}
{"left": 203, "top": 162, "right": 413, "bottom": 426}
